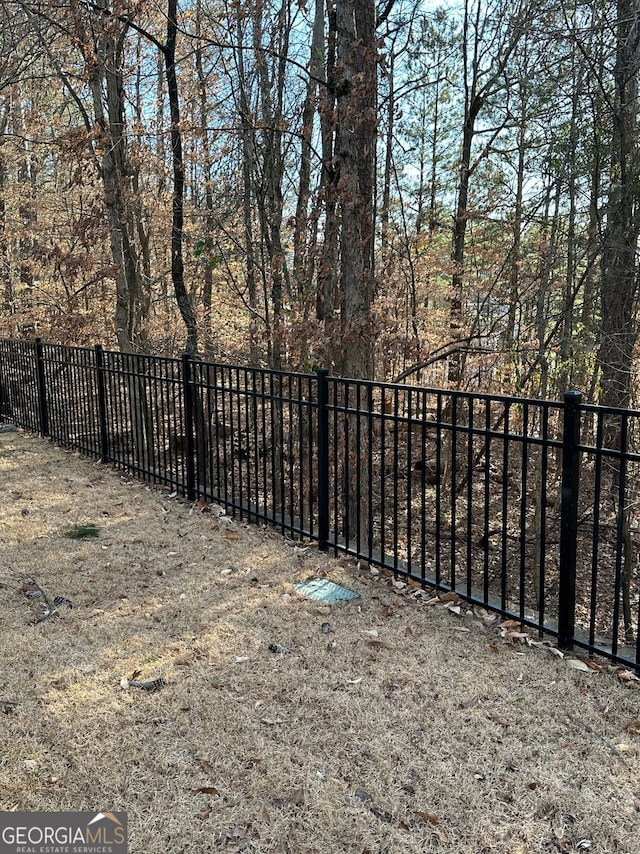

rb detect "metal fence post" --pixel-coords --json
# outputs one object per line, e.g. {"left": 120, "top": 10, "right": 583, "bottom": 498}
{"left": 558, "top": 390, "right": 582, "bottom": 649}
{"left": 34, "top": 337, "right": 49, "bottom": 437}
{"left": 95, "top": 345, "right": 109, "bottom": 463}
{"left": 182, "top": 352, "right": 197, "bottom": 501}
{"left": 317, "top": 368, "right": 330, "bottom": 551}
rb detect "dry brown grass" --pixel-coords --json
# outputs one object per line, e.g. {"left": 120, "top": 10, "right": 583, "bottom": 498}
{"left": 0, "top": 431, "right": 639, "bottom": 853}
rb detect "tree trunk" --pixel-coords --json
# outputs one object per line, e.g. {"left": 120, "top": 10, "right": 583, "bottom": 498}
{"left": 449, "top": 102, "right": 479, "bottom": 388}
{"left": 449, "top": 0, "right": 525, "bottom": 389}
{"left": 380, "top": 50, "right": 394, "bottom": 253}
{"left": 235, "top": 10, "right": 261, "bottom": 366}
{"left": 77, "top": 1, "right": 152, "bottom": 467}
{"left": 598, "top": 0, "right": 640, "bottom": 643}
{"left": 252, "top": 0, "right": 290, "bottom": 371}
{"left": 293, "top": 0, "right": 324, "bottom": 301}
{"left": 82, "top": 8, "right": 144, "bottom": 354}
{"left": 599, "top": 0, "right": 639, "bottom": 411}
{"left": 505, "top": 89, "right": 526, "bottom": 391}
{"left": 0, "top": 101, "right": 10, "bottom": 314}
{"left": 334, "top": 0, "right": 377, "bottom": 380}
{"left": 165, "top": 0, "right": 198, "bottom": 356}
{"left": 316, "top": 4, "right": 339, "bottom": 330}
{"left": 195, "top": 0, "right": 216, "bottom": 358}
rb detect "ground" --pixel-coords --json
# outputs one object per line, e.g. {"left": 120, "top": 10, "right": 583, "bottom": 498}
{"left": 0, "top": 430, "right": 639, "bottom": 853}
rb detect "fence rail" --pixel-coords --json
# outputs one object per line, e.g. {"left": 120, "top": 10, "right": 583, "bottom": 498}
{"left": 1, "top": 337, "right": 639, "bottom": 671}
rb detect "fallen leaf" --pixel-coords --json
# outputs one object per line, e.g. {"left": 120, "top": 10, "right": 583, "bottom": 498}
{"left": 366, "top": 638, "right": 393, "bottom": 649}
{"left": 414, "top": 810, "right": 439, "bottom": 825}
{"left": 567, "top": 658, "right": 590, "bottom": 672}
{"left": 195, "top": 786, "right": 219, "bottom": 796}
{"left": 224, "top": 532, "right": 243, "bottom": 542}
{"left": 623, "top": 719, "right": 640, "bottom": 735}
{"left": 618, "top": 670, "right": 640, "bottom": 684}
{"left": 440, "top": 591, "right": 460, "bottom": 604}
{"left": 314, "top": 603, "right": 331, "bottom": 616}
{"left": 506, "top": 631, "right": 530, "bottom": 642}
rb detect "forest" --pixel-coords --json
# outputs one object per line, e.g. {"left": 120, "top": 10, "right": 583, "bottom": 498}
{"left": 0, "top": 0, "right": 638, "bottom": 407}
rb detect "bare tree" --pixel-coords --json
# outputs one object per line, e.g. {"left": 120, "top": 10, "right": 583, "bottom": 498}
{"left": 449, "top": 0, "right": 528, "bottom": 388}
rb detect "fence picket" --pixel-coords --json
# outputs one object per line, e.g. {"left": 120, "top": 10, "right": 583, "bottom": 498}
{"left": 317, "top": 368, "right": 329, "bottom": 551}
{"left": 95, "top": 345, "right": 109, "bottom": 464}
{"left": 35, "top": 338, "right": 49, "bottom": 438}
{"left": 181, "top": 352, "right": 196, "bottom": 501}
{"left": 558, "top": 390, "right": 582, "bottom": 650}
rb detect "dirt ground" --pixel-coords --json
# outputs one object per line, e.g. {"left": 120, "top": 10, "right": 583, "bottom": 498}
{"left": 0, "top": 430, "right": 639, "bottom": 853}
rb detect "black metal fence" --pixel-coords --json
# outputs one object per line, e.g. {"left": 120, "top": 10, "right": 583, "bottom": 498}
{"left": 1, "top": 337, "right": 639, "bottom": 670}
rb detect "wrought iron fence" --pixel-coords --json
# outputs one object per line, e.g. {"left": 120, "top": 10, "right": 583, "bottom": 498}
{"left": 1, "top": 337, "right": 638, "bottom": 671}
